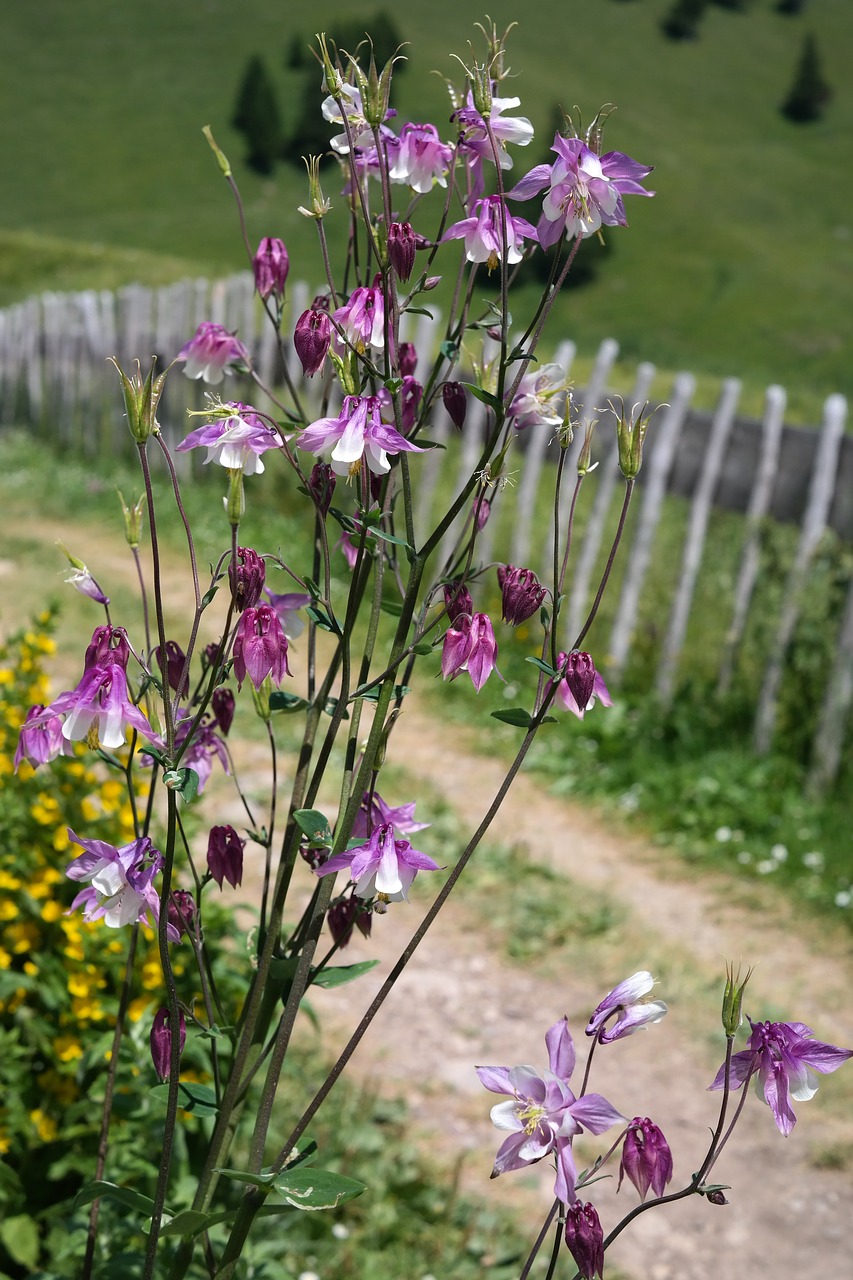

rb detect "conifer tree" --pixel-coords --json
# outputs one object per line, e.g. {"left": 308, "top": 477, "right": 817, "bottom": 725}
{"left": 661, "top": 0, "right": 708, "bottom": 40}
{"left": 781, "top": 33, "right": 831, "bottom": 123}
{"left": 231, "top": 55, "right": 283, "bottom": 175}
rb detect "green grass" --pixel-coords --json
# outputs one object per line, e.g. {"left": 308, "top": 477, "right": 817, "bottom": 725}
{"left": 2, "top": 0, "right": 853, "bottom": 419}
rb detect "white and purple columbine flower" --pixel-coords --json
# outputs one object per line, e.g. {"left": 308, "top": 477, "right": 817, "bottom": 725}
{"left": 389, "top": 122, "right": 454, "bottom": 193}
{"left": 476, "top": 1017, "right": 624, "bottom": 1203}
{"left": 232, "top": 604, "right": 292, "bottom": 691}
{"left": 508, "top": 363, "right": 571, "bottom": 432}
{"left": 453, "top": 91, "right": 534, "bottom": 197}
{"left": 333, "top": 279, "right": 385, "bottom": 355}
{"left": 708, "top": 1018, "right": 853, "bottom": 1136}
{"left": 586, "top": 971, "right": 668, "bottom": 1045}
{"left": 314, "top": 821, "right": 440, "bottom": 902}
{"left": 322, "top": 83, "right": 395, "bottom": 155}
{"left": 443, "top": 196, "right": 537, "bottom": 270}
{"left": 65, "top": 829, "right": 178, "bottom": 939}
{"left": 510, "top": 135, "right": 654, "bottom": 248}
{"left": 298, "top": 394, "right": 424, "bottom": 478}
{"left": 176, "top": 403, "right": 281, "bottom": 476}
{"left": 352, "top": 791, "right": 430, "bottom": 841}
{"left": 550, "top": 651, "right": 612, "bottom": 721}
{"left": 441, "top": 613, "right": 499, "bottom": 692}
{"left": 14, "top": 705, "right": 75, "bottom": 770}
{"left": 264, "top": 589, "right": 312, "bottom": 640}
{"left": 176, "top": 322, "right": 249, "bottom": 384}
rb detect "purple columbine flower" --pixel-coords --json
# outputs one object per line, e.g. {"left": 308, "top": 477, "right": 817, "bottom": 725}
{"left": 84, "top": 624, "right": 131, "bottom": 673}
{"left": 708, "top": 1019, "right": 853, "bottom": 1136}
{"left": 65, "top": 829, "right": 178, "bottom": 939}
{"left": 176, "top": 322, "right": 249, "bottom": 384}
{"left": 443, "top": 195, "right": 537, "bottom": 270}
{"left": 211, "top": 687, "right": 235, "bottom": 735}
{"left": 333, "top": 278, "right": 385, "bottom": 354}
{"left": 550, "top": 651, "right": 612, "bottom": 721}
{"left": 306, "top": 461, "right": 337, "bottom": 515}
{"left": 253, "top": 236, "right": 289, "bottom": 302}
{"left": 389, "top": 121, "right": 454, "bottom": 193}
{"left": 584, "top": 972, "right": 666, "bottom": 1044}
{"left": 176, "top": 404, "right": 280, "bottom": 476}
{"left": 61, "top": 560, "right": 110, "bottom": 605}
{"left": 207, "top": 824, "right": 245, "bottom": 890}
{"left": 498, "top": 565, "right": 546, "bottom": 626}
{"left": 327, "top": 895, "right": 373, "bottom": 947}
{"left": 476, "top": 1017, "right": 625, "bottom": 1204}
{"left": 150, "top": 1007, "right": 187, "bottom": 1082}
{"left": 388, "top": 221, "right": 416, "bottom": 282}
{"left": 508, "top": 363, "right": 571, "bottom": 431}
{"left": 398, "top": 342, "right": 418, "bottom": 378}
{"left": 586, "top": 972, "right": 668, "bottom": 1044}
{"left": 352, "top": 791, "right": 430, "bottom": 841}
{"left": 153, "top": 640, "right": 189, "bottom": 698}
{"left": 618, "top": 1117, "right": 673, "bottom": 1201}
{"left": 14, "top": 705, "right": 74, "bottom": 770}
{"left": 564, "top": 1201, "right": 604, "bottom": 1280}
{"left": 172, "top": 712, "right": 229, "bottom": 795}
{"left": 229, "top": 546, "right": 266, "bottom": 612}
{"left": 376, "top": 375, "right": 423, "bottom": 433}
{"left": 442, "top": 381, "right": 467, "bottom": 430}
{"left": 33, "top": 661, "right": 161, "bottom": 752}
{"left": 441, "top": 612, "right": 499, "bottom": 692}
{"left": 298, "top": 394, "right": 424, "bottom": 478}
{"left": 322, "top": 83, "right": 395, "bottom": 155}
{"left": 264, "top": 589, "right": 312, "bottom": 640}
{"left": 294, "top": 307, "right": 332, "bottom": 378}
{"left": 168, "top": 889, "right": 196, "bottom": 938}
{"left": 453, "top": 91, "right": 534, "bottom": 198}
{"left": 314, "top": 822, "right": 440, "bottom": 902}
{"left": 510, "top": 134, "right": 654, "bottom": 248}
{"left": 232, "top": 604, "right": 291, "bottom": 690}
{"left": 443, "top": 580, "right": 473, "bottom": 625}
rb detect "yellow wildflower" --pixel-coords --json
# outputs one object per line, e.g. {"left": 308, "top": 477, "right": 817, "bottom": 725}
{"left": 30, "top": 1110, "right": 58, "bottom": 1142}
{"left": 54, "top": 1035, "right": 84, "bottom": 1063}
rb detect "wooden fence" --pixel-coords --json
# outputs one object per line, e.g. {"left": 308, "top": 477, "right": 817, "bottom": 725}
{"left": 0, "top": 273, "right": 850, "bottom": 788}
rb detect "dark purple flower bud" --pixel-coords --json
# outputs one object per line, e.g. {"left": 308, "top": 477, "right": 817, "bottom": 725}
{"left": 167, "top": 890, "right": 196, "bottom": 938}
{"left": 253, "top": 236, "right": 289, "bottom": 301}
{"left": 563, "top": 651, "right": 597, "bottom": 714}
{"left": 565, "top": 1202, "right": 604, "bottom": 1280}
{"left": 398, "top": 342, "right": 418, "bottom": 378}
{"left": 423, "top": 275, "right": 441, "bottom": 291}
{"left": 84, "top": 624, "right": 130, "bottom": 673}
{"left": 442, "top": 381, "right": 467, "bottom": 430}
{"left": 229, "top": 546, "right": 266, "bottom": 612}
{"left": 388, "top": 220, "right": 416, "bottom": 281}
{"left": 473, "top": 496, "right": 491, "bottom": 531}
{"left": 498, "top": 565, "right": 547, "bottom": 626}
{"left": 150, "top": 1007, "right": 186, "bottom": 1082}
{"left": 211, "top": 687, "right": 235, "bottom": 735}
{"left": 153, "top": 640, "right": 189, "bottom": 698}
{"left": 207, "top": 824, "right": 245, "bottom": 890}
{"left": 444, "top": 580, "right": 473, "bottom": 624}
{"left": 203, "top": 641, "right": 222, "bottom": 670}
{"left": 294, "top": 308, "right": 331, "bottom": 377}
{"left": 307, "top": 461, "right": 336, "bottom": 516}
{"left": 327, "top": 896, "right": 373, "bottom": 947}
{"left": 705, "top": 1189, "right": 729, "bottom": 1206}
{"left": 618, "top": 1118, "right": 673, "bottom": 1201}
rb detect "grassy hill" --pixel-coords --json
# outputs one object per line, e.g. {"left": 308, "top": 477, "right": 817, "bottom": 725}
{"left": 3, "top": 0, "right": 852, "bottom": 412}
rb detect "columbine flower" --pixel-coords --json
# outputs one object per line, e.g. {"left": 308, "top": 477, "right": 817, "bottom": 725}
{"left": 389, "top": 122, "right": 454, "bottom": 192}
{"left": 708, "top": 1019, "right": 853, "bottom": 1136}
{"left": 65, "top": 829, "right": 177, "bottom": 938}
{"left": 442, "top": 381, "right": 467, "bottom": 430}
{"left": 376, "top": 375, "right": 423, "bottom": 433}
{"left": 564, "top": 1201, "right": 604, "bottom": 1280}
{"left": 352, "top": 792, "right": 430, "bottom": 841}
{"left": 453, "top": 91, "right": 534, "bottom": 196}
{"left": 207, "top": 824, "right": 244, "bottom": 890}
{"left": 150, "top": 1007, "right": 187, "bottom": 1082}
{"left": 172, "top": 713, "right": 229, "bottom": 795}
{"left": 322, "top": 83, "right": 394, "bottom": 154}
{"left": 441, "top": 613, "right": 499, "bottom": 692}
{"left": 264, "top": 589, "right": 312, "bottom": 640}
{"left": 168, "top": 889, "right": 196, "bottom": 938}
{"left": 333, "top": 278, "right": 385, "bottom": 354}
{"left": 294, "top": 307, "right": 332, "bottom": 377}
{"left": 211, "top": 687, "right": 235, "bottom": 735}
{"left": 177, "top": 322, "right": 249, "bottom": 383}
{"left": 443, "top": 580, "right": 473, "bottom": 625}
{"left": 618, "top": 1117, "right": 673, "bottom": 1201}
{"left": 253, "top": 236, "right": 289, "bottom": 302}
{"left": 14, "top": 705, "right": 74, "bottom": 770}
{"left": 510, "top": 135, "right": 653, "bottom": 247}
{"left": 33, "top": 661, "right": 161, "bottom": 752}
{"left": 476, "top": 1017, "right": 624, "bottom": 1203}
{"left": 229, "top": 546, "right": 266, "bottom": 612}
{"left": 387, "top": 221, "right": 416, "bottom": 282}
{"left": 232, "top": 604, "right": 291, "bottom": 690}
{"left": 175, "top": 404, "right": 280, "bottom": 476}
{"left": 314, "top": 822, "right": 440, "bottom": 902}
{"left": 550, "top": 651, "right": 612, "bottom": 720}
{"left": 298, "top": 394, "right": 424, "bottom": 478}
{"left": 153, "top": 640, "right": 188, "bottom": 698}
{"left": 498, "top": 565, "right": 546, "bottom": 626}
{"left": 442, "top": 195, "right": 537, "bottom": 269}
{"left": 58, "top": 548, "right": 110, "bottom": 605}
{"left": 508, "top": 363, "right": 571, "bottom": 431}
{"left": 84, "top": 624, "right": 130, "bottom": 672}
{"left": 306, "top": 461, "right": 337, "bottom": 515}
{"left": 327, "top": 895, "right": 373, "bottom": 947}
{"left": 586, "top": 972, "right": 668, "bottom": 1044}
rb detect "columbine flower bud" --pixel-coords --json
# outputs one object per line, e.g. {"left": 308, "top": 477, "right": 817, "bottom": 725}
{"left": 473, "top": 496, "right": 491, "bottom": 531}
{"left": 497, "top": 565, "right": 546, "bottom": 626}
{"left": 444, "top": 580, "right": 473, "bottom": 624}
{"left": 207, "top": 824, "right": 245, "bottom": 890}
{"left": 233, "top": 605, "right": 291, "bottom": 690}
{"left": 388, "top": 221, "right": 416, "bottom": 281}
{"left": 327, "top": 896, "right": 372, "bottom": 947}
{"left": 253, "top": 236, "right": 290, "bottom": 302}
{"left": 117, "top": 490, "right": 145, "bottom": 548}
{"left": 563, "top": 651, "right": 596, "bottom": 714}
{"left": 298, "top": 155, "right": 331, "bottom": 220}
{"left": 398, "top": 342, "right": 418, "bottom": 378}
{"left": 618, "top": 1118, "right": 673, "bottom": 1201}
{"left": 229, "top": 546, "right": 266, "bottom": 612}
{"left": 721, "top": 962, "right": 752, "bottom": 1037}
{"left": 167, "top": 890, "right": 196, "bottom": 938}
{"left": 565, "top": 1202, "right": 604, "bottom": 1280}
{"left": 153, "top": 640, "right": 189, "bottom": 698}
{"left": 442, "top": 381, "right": 467, "bottom": 430}
{"left": 109, "top": 357, "right": 167, "bottom": 442}
{"left": 294, "top": 308, "right": 332, "bottom": 377}
{"left": 615, "top": 401, "right": 653, "bottom": 480}
{"left": 150, "top": 1007, "right": 186, "bottom": 1082}
{"left": 577, "top": 422, "right": 598, "bottom": 476}
{"left": 56, "top": 543, "right": 110, "bottom": 605}
{"left": 307, "top": 461, "right": 337, "bottom": 516}
{"left": 211, "top": 687, "right": 235, "bottom": 735}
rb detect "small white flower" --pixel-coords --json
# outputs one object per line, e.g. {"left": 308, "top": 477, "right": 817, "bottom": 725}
{"left": 802, "top": 850, "right": 824, "bottom": 871}
{"left": 770, "top": 843, "right": 788, "bottom": 862}
{"left": 737, "top": 850, "right": 753, "bottom": 865}
{"left": 715, "top": 826, "right": 732, "bottom": 843}
{"left": 757, "top": 859, "right": 776, "bottom": 875}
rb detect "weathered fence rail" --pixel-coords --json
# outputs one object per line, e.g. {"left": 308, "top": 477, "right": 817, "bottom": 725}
{"left": 0, "top": 274, "right": 850, "bottom": 787}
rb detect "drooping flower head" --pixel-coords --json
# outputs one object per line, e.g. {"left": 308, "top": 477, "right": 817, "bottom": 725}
{"left": 508, "top": 363, "right": 571, "bottom": 432}
{"left": 618, "top": 1117, "right": 673, "bottom": 1201}
{"left": 389, "top": 121, "right": 454, "bottom": 193}
{"left": 207, "top": 824, "right": 245, "bottom": 890}
{"left": 253, "top": 236, "right": 289, "bottom": 302}
{"left": 153, "top": 640, "right": 189, "bottom": 698}
{"left": 441, "top": 612, "right": 499, "bottom": 692}
{"left": 294, "top": 307, "right": 332, "bottom": 378}
{"left": 564, "top": 1201, "right": 604, "bottom": 1280}
{"left": 333, "top": 278, "right": 385, "bottom": 354}
{"left": 229, "top": 546, "right": 266, "bottom": 612}
{"left": 14, "top": 705, "right": 74, "bottom": 771}
{"left": 550, "top": 651, "right": 612, "bottom": 721}
{"left": 177, "top": 322, "right": 249, "bottom": 384}
{"left": 150, "top": 1007, "right": 187, "bottom": 1082}
{"left": 708, "top": 1019, "right": 853, "bottom": 1136}
{"left": 32, "top": 662, "right": 161, "bottom": 752}
{"left": 443, "top": 195, "right": 537, "bottom": 270}
{"left": 586, "top": 971, "right": 668, "bottom": 1044}
{"left": 498, "top": 565, "right": 546, "bottom": 626}
{"left": 453, "top": 90, "right": 534, "bottom": 197}
{"left": 476, "top": 1017, "right": 624, "bottom": 1203}
{"left": 175, "top": 404, "right": 280, "bottom": 476}
{"left": 298, "top": 394, "right": 424, "bottom": 478}
{"left": 171, "top": 712, "right": 229, "bottom": 795}
{"left": 314, "top": 822, "right": 440, "bottom": 902}
{"left": 232, "top": 604, "right": 291, "bottom": 690}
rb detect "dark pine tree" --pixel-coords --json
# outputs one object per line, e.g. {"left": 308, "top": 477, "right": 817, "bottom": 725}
{"left": 232, "top": 55, "right": 283, "bottom": 174}
{"left": 781, "top": 33, "right": 832, "bottom": 123}
{"left": 661, "top": 0, "right": 708, "bottom": 40}
{"left": 776, "top": 0, "right": 807, "bottom": 14}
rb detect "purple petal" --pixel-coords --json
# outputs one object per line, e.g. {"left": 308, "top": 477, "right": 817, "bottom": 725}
{"left": 545, "top": 1018, "right": 576, "bottom": 1080}
{"left": 568, "top": 1092, "right": 625, "bottom": 1134}
{"left": 507, "top": 164, "right": 552, "bottom": 201}
{"left": 475, "top": 1064, "right": 514, "bottom": 1094}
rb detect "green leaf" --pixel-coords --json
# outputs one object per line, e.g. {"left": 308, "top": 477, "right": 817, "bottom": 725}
{"left": 402, "top": 306, "right": 434, "bottom": 318}
{"left": 363, "top": 526, "right": 413, "bottom": 552}
{"left": 310, "top": 959, "right": 380, "bottom": 988}
{"left": 73, "top": 1181, "right": 157, "bottom": 1216}
{"left": 159, "top": 1210, "right": 216, "bottom": 1239}
{"left": 306, "top": 605, "right": 339, "bottom": 635}
{"left": 439, "top": 339, "right": 458, "bottom": 361}
{"left": 355, "top": 684, "right": 410, "bottom": 703}
{"left": 148, "top": 1081, "right": 218, "bottom": 1117}
{"left": 379, "top": 597, "right": 403, "bottom": 617}
{"left": 200, "top": 584, "right": 219, "bottom": 608}
{"left": 294, "top": 809, "right": 333, "bottom": 845}
{"left": 526, "top": 656, "right": 560, "bottom": 679}
{"left": 270, "top": 1168, "right": 367, "bottom": 1210}
{"left": 462, "top": 382, "right": 502, "bottom": 412}
{"left": 412, "top": 642, "right": 434, "bottom": 656}
{"left": 269, "top": 691, "right": 310, "bottom": 713}
{"left": 383, "top": 376, "right": 403, "bottom": 395}
{"left": 0, "top": 1215, "right": 39, "bottom": 1270}
{"left": 214, "top": 1168, "right": 276, "bottom": 1189}
{"left": 490, "top": 708, "right": 534, "bottom": 728}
